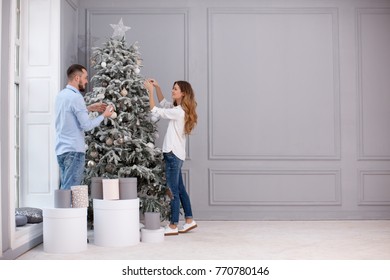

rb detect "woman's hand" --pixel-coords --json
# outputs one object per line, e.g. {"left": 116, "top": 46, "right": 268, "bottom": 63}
{"left": 146, "top": 78, "right": 164, "bottom": 102}
{"left": 149, "top": 79, "right": 160, "bottom": 88}
{"left": 145, "top": 79, "right": 156, "bottom": 109}
{"left": 144, "top": 79, "right": 154, "bottom": 94}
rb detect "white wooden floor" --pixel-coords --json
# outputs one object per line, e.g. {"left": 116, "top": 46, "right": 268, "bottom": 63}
{"left": 17, "top": 220, "right": 390, "bottom": 260}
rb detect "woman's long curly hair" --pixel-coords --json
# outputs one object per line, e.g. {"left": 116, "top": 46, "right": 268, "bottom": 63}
{"left": 173, "top": 81, "right": 198, "bottom": 135}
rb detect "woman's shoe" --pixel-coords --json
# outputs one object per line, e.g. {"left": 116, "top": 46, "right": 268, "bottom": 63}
{"left": 178, "top": 220, "right": 197, "bottom": 233}
{"left": 164, "top": 225, "right": 179, "bottom": 236}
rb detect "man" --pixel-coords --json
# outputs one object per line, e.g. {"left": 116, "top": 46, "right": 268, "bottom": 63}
{"left": 55, "top": 64, "right": 113, "bottom": 190}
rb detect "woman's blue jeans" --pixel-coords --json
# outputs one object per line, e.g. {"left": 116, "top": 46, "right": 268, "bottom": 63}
{"left": 164, "top": 152, "right": 193, "bottom": 225}
{"left": 57, "top": 152, "right": 85, "bottom": 190}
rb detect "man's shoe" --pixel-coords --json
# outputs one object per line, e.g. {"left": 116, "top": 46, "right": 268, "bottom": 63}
{"left": 178, "top": 220, "right": 197, "bottom": 233}
{"left": 164, "top": 225, "right": 179, "bottom": 236}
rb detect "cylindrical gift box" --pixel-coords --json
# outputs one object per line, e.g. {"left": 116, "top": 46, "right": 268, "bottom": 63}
{"left": 54, "top": 189, "right": 72, "bottom": 208}
{"left": 90, "top": 177, "right": 103, "bottom": 199}
{"left": 119, "top": 177, "right": 137, "bottom": 199}
{"left": 102, "top": 179, "right": 119, "bottom": 200}
{"left": 93, "top": 198, "right": 140, "bottom": 247}
{"left": 144, "top": 212, "right": 161, "bottom": 230}
{"left": 141, "top": 227, "right": 164, "bottom": 243}
{"left": 71, "top": 185, "right": 89, "bottom": 208}
{"left": 43, "top": 208, "right": 87, "bottom": 253}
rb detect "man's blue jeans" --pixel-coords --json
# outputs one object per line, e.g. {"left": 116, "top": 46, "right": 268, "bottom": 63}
{"left": 57, "top": 152, "right": 85, "bottom": 190}
{"left": 163, "top": 152, "right": 193, "bottom": 225}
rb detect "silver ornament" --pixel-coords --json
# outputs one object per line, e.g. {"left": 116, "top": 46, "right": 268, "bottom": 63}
{"left": 87, "top": 160, "right": 96, "bottom": 167}
{"left": 146, "top": 142, "right": 154, "bottom": 149}
{"left": 106, "top": 138, "right": 113, "bottom": 146}
{"left": 105, "top": 163, "right": 115, "bottom": 173}
{"left": 90, "top": 151, "right": 98, "bottom": 158}
{"left": 120, "top": 88, "right": 128, "bottom": 96}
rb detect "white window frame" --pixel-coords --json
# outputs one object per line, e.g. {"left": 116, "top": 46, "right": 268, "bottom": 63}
{"left": 8, "top": 0, "right": 19, "bottom": 248}
{"left": 14, "top": 0, "right": 21, "bottom": 208}
{"left": 6, "top": 0, "right": 43, "bottom": 256}
{"left": 0, "top": 0, "right": 3, "bottom": 257}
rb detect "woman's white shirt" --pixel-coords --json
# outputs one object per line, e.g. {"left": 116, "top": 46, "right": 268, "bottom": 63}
{"left": 151, "top": 98, "right": 186, "bottom": 161}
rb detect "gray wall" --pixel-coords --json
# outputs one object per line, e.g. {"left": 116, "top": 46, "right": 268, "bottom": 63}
{"left": 78, "top": 0, "right": 390, "bottom": 220}
{"left": 61, "top": 0, "right": 79, "bottom": 87}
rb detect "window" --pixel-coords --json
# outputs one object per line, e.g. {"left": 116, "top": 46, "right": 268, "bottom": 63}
{"left": 14, "top": 0, "right": 21, "bottom": 207}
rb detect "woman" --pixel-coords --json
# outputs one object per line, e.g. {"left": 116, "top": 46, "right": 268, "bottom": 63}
{"left": 144, "top": 78, "right": 198, "bottom": 236}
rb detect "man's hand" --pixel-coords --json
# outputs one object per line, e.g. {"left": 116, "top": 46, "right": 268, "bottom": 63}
{"left": 88, "top": 102, "right": 107, "bottom": 112}
{"left": 102, "top": 105, "right": 114, "bottom": 118}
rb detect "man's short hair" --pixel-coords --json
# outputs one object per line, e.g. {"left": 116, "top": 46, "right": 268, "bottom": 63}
{"left": 67, "top": 64, "right": 86, "bottom": 80}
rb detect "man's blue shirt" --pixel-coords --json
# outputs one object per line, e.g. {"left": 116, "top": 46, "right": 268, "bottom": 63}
{"left": 55, "top": 85, "right": 104, "bottom": 155}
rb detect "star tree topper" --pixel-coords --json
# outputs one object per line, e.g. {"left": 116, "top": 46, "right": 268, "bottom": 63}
{"left": 110, "top": 18, "right": 131, "bottom": 38}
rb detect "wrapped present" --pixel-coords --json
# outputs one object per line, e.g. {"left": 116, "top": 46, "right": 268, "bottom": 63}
{"left": 71, "top": 185, "right": 89, "bottom": 208}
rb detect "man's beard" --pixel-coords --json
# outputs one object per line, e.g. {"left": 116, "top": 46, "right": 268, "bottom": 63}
{"left": 78, "top": 81, "right": 85, "bottom": 92}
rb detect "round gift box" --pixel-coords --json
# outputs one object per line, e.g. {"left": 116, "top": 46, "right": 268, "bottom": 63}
{"left": 43, "top": 208, "right": 87, "bottom": 253}
{"left": 71, "top": 185, "right": 89, "bottom": 208}
{"left": 54, "top": 189, "right": 72, "bottom": 208}
{"left": 119, "top": 177, "right": 137, "bottom": 199}
{"left": 141, "top": 227, "right": 165, "bottom": 243}
{"left": 90, "top": 177, "right": 104, "bottom": 200}
{"left": 144, "top": 212, "right": 161, "bottom": 230}
{"left": 93, "top": 198, "right": 140, "bottom": 247}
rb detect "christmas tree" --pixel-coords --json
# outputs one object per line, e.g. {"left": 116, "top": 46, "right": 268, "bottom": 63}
{"left": 82, "top": 19, "right": 170, "bottom": 221}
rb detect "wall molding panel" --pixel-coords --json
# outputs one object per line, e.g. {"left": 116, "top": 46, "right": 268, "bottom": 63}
{"left": 356, "top": 8, "right": 390, "bottom": 160}
{"left": 85, "top": 8, "right": 189, "bottom": 81}
{"left": 358, "top": 170, "right": 390, "bottom": 206}
{"left": 208, "top": 7, "right": 341, "bottom": 160}
{"left": 209, "top": 169, "right": 341, "bottom": 206}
